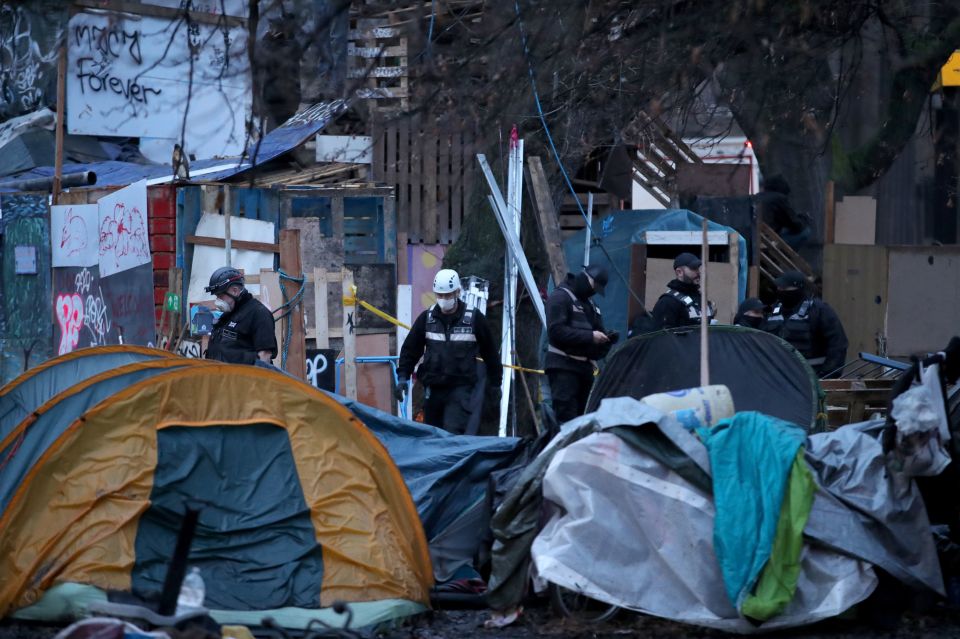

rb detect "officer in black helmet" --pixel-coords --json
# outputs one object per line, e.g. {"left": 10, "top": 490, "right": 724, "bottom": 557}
{"left": 204, "top": 266, "right": 278, "bottom": 365}
{"left": 545, "top": 264, "right": 618, "bottom": 425}
{"left": 764, "top": 270, "right": 848, "bottom": 377}
{"left": 650, "top": 252, "right": 714, "bottom": 329}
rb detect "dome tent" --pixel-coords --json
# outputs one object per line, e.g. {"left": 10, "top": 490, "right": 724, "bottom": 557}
{"left": 0, "top": 359, "right": 433, "bottom": 628}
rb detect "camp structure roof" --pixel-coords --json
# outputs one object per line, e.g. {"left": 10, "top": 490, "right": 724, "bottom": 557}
{"left": 588, "top": 326, "right": 823, "bottom": 431}
{"left": 0, "top": 359, "right": 433, "bottom": 628}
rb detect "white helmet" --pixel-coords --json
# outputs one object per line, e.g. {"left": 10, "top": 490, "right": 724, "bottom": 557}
{"left": 433, "top": 268, "right": 461, "bottom": 294}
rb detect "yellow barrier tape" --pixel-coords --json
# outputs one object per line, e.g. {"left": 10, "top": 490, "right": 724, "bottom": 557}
{"left": 504, "top": 363, "right": 545, "bottom": 375}
{"left": 343, "top": 285, "right": 412, "bottom": 331}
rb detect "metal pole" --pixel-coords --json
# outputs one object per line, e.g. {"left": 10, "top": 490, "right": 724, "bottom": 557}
{"left": 584, "top": 192, "right": 593, "bottom": 267}
{"left": 700, "top": 218, "right": 710, "bottom": 387}
{"left": 52, "top": 45, "right": 66, "bottom": 204}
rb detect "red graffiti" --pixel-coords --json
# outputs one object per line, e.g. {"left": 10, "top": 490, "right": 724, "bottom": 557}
{"left": 56, "top": 293, "right": 84, "bottom": 355}
{"left": 59, "top": 207, "right": 89, "bottom": 256}
{"left": 99, "top": 202, "right": 148, "bottom": 266}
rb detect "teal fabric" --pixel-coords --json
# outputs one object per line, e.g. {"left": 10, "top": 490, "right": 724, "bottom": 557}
{"left": 698, "top": 411, "right": 807, "bottom": 608}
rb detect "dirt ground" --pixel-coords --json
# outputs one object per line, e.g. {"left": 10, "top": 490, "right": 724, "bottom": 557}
{"left": 7, "top": 600, "right": 960, "bottom": 639}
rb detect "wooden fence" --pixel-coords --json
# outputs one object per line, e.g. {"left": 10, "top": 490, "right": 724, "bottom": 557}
{"left": 371, "top": 117, "right": 475, "bottom": 246}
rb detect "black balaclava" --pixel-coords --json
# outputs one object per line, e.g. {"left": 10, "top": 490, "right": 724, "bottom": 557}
{"left": 739, "top": 315, "right": 764, "bottom": 329}
{"left": 777, "top": 288, "right": 804, "bottom": 309}
{"left": 572, "top": 272, "right": 595, "bottom": 299}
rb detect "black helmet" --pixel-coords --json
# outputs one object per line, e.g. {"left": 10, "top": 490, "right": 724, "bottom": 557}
{"left": 584, "top": 264, "right": 609, "bottom": 296}
{"left": 205, "top": 266, "right": 244, "bottom": 295}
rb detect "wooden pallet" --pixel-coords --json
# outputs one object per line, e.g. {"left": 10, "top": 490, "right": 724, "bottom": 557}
{"left": 348, "top": 17, "right": 409, "bottom": 111}
{"left": 821, "top": 378, "right": 895, "bottom": 430}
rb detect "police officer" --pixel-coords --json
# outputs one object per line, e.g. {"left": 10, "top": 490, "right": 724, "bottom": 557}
{"left": 734, "top": 297, "right": 766, "bottom": 329}
{"left": 204, "top": 266, "right": 277, "bottom": 365}
{"left": 650, "top": 252, "right": 714, "bottom": 329}
{"left": 764, "top": 270, "right": 848, "bottom": 377}
{"left": 396, "top": 269, "right": 501, "bottom": 433}
{"left": 545, "top": 265, "right": 617, "bottom": 425}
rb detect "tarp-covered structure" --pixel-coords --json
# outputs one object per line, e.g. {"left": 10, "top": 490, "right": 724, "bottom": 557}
{"left": 588, "top": 326, "right": 823, "bottom": 431}
{"left": 0, "top": 347, "right": 525, "bottom": 628}
{"left": 560, "top": 209, "right": 749, "bottom": 338}
{"left": 488, "top": 393, "right": 946, "bottom": 633}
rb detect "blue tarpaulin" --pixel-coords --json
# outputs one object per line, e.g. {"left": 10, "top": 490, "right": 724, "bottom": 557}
{"left": 560, "top": 209, "right": 748, "bottom": 338}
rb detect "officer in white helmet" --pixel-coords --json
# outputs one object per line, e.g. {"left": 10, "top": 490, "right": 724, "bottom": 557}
{"left": 396, "top": 268, "right": 502, "bottom": 433}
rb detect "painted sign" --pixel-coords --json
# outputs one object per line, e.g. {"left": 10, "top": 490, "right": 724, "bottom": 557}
{"left": 53, "top": 263, "right": 156, "bottom": 354}
{"left": 51, "top": 203, "right": 98, "bottom": 267}
{"left": 66, "top": 11, "right": 250, "bottom": 160}
{"left": 0, "top": 5, "right": 63, "bottom": 121}
{"left": 306, "top": 348, "right": 336, "bottom": 391}
{"left": 97, "top": 180, "right": 151, "bottom": 278}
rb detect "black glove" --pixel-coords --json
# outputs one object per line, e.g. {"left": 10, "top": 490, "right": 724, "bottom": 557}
{"left": 605, "top": 330, "right": 620, "bottom": 344}
{"left": 394, "top": 378, "right": 408, "bottom": 403}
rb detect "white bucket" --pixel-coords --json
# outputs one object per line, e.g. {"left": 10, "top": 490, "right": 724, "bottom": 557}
{"left": 641, "top": 385, "right": 734, "bottom": 430}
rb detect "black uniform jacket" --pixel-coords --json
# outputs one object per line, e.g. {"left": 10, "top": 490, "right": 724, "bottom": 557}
{"left": 205, "top": 290, "right": 278, "bottom": 364}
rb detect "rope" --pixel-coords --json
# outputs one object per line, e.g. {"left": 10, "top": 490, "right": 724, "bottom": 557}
{"left": 277, "top": 269, "right": 306, "bottom": 369}
{"left": 512, "top": 0, "right": 645, "bottom": 308}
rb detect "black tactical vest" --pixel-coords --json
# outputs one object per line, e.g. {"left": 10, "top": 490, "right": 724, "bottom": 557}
{"left": 418, "top": 305, "right": 479, "bottom": 387}
{"left": 767, "top": 299, "right": 817, "bottom": 362}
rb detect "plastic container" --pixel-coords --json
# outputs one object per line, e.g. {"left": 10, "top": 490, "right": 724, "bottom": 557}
{"left": 177, "top": 566, "right": 206, "bottom": 610}
{"left": 640, "top": 385, "right": 734, "bottom": 429}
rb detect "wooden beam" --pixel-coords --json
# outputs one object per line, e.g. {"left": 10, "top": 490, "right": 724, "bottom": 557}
{"left": 342, "top": 268, "right": 358, "bottom": 399}
{"left": 526, "top": 156, "right": 568, "bottom": 284}
{"left": 824, "top": 180, "right": 836, "bottom": 245}
{"left": 52, "top": 45, "right": 66, "bottom": 204}
{"left": 186, "top": 235, "right": 279, "bottom": 253}
{"left": 314, "top": 266, "right": 329, "bottom": 349}
{"left": 73, "top": 0, "right": 246, "bottom": 27}
{"left": 279, "top": 229, "right": 306, "bottom": 380}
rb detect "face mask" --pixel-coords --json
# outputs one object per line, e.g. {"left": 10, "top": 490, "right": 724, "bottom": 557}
{"left": 778, "top": 289, "right": 804, "bottom": 308}
{"left": 215, "top": 297, "right": 233, "bottom": 313}
{"left": 437, "top": 297, "right": 457, "bottom": 312}
{"left": 572, "top": 272, "right": 594, "bottom": 298}
{"left": 741, "top": 315, "right": 763, "bottom": 329}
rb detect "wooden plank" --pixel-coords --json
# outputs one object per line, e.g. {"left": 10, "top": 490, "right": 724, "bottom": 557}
{"left": 728, "top": 231, "right": 740, "bottom": 319}
{"left": 385, "top": 122, "right": 397, "bottom": 191}
{"left": 526, "top": 156, "right": 568, "bottom": 285}
{"left": 397, "top": 122, "right": 410, "bottom": 239}
{"left": 824, "top": 179, "right": 836, "bottom": 245}
{"left": 643, "top": 230, "right": 729, "bottom": 245}
{"left": 260, "top": 269, "right": 284, "bottom": 360}
{"left": 383, "top": 194, "right": 397, "bottom": 266}
{"left": 279, "top": 230, "right": 307, "bottom": 380}
{"left": 342, "top": 268, "right": 358, "bottom": 399}
{"left": 628, "top": 243, "right": 649, "bottom": 322}
{"left": 331, "top": 196, "right": 345, "bottom": 239}
{"left": 186, "top": 235, "right": 279, "bottom": 253}
{"left": 397, "top": 231, "right": 409, "bottom": 284}
{"left": 371, "top": 120, "right": 386, "bottom": 182}
{"left": 410, "top": 115, "right": 423, "bottom": 243}
{"left": 462, "top": 135, "right": 475, "bottom": 240}
{"left": 314, "top": 266, "right": 329, "bottom": 349}
{"left": 450, "top": 132, "right": 463, "bottom": 241}
{"left": 748, "top": 265, "right": 760, "bottom": 297}
{"left": 422, "top": 132, "right": 438, "bottom": 243}
{"left": 438, "top": 133, "right": 450, "bottom": 243}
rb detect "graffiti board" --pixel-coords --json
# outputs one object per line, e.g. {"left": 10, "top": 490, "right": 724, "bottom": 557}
{"left": 97, "top": 180, "right": 151, "bottom": 278}
{"left": 0, "top": 3, "right": 66, "bottom": 121}
{"left": 0, "top": 194, "right": 53, "bottom": 385}
{"left": 66, "top": 10, "right": 250, "bottom": 160}
{"left": 53, "top": 263, "right": 157, "bottom": 355}
{"left": 50, "top": 203, "right": 98, "bottom": 267}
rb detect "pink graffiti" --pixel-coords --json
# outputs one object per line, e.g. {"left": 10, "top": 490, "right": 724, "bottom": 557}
{"left": 99, "top": 202, "right": 149, "bottom": 266}
{"left": 56, "top": 293, "right": 84, "bottom": 355}
{"left": 59, "top": 208, "right": 89, "bottom": 256}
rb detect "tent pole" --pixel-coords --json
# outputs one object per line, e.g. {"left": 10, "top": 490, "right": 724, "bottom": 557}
{"left": 700, "top": 218, "right": 710, "bottom": 387}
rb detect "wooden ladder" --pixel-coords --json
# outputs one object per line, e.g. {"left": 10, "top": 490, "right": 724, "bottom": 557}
{"left": 757, "top": 221, "right": 815, "bottom": 285}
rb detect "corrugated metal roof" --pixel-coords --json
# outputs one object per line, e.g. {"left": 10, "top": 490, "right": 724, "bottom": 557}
{"left": 0, "top": 99, "right": 350, "bottom": 190}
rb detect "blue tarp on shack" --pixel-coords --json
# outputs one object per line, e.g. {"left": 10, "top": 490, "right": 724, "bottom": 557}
{"left": 0, "top": 100, "right": 349, "bottom": 189}
{"left": 561, "top": 209, "right": 748, "bottom": 338}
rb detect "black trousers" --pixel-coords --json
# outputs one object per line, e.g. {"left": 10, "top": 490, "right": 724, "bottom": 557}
{"left": 423, "top": 384, "right": 476, "bottom": 434}
{"left": 547, "top": 368, "right": 595, "bottom": 425}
